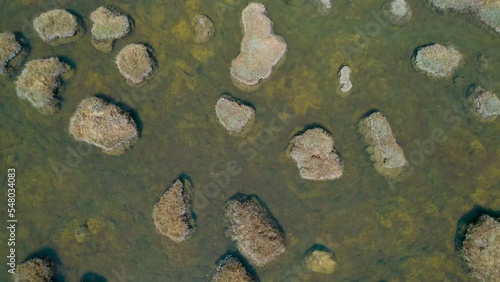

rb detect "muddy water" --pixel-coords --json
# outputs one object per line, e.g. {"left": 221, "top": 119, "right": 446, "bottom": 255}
{"left": 0, "top": 0, "right": 499, "bottom": 281}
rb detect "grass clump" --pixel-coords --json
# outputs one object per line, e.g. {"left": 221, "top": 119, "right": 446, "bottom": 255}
{"left": 477, "top": 1, "right": 500, "bottom": 33}
{"left": 460, "top": 215, "right": 499, "bottom": 282}
{"left": 428, "top": 0, "right": 482, "bottom": 12}
{"left": 15, "top": 258, "right": 54, "bottom": 282}
{"left": 338, "top": 64, "right": 352, "bottom": 95}
{"left": 428, "top": 0, "right": 500, "bottom": 33}
{"left": 382, "top": 0, "right": 413, "bottom": 25}
{"left": 215, "top": 95, "right": 255, "bottom": 136}
{"left": 69, "top": 96, "right": 138, "bottom": 155}
{"left": 151, "top": 179, "right": 194, "bottom": 242}
{"left": 15, "top": 57, "right": 70, "bottom": 114}
{"left": 192, "top": 14, "right": 215, "bottom": 43}
{"left": 230, "top": 3, "right": 287, "bottom": 91}
{"left": 211, "top": 255, "right": 256, "bottom": 282}
{"left": 465, "top": 85, "right": 500, "bottom": 122}
{"left": 90, "top": 6, "right": 131, "bottom": 53}
{"left": 0, "top": 32, "right": 22, "bottom": 74}
{"left": 224, "top": 194, "right": 285, "bottom": 267}
{"left": 358, "top": 111, "right": 407, "bottom": 178}
{"left": 288, "top": 128, "right": 344, "bottom": 181}
{"left": 413, "top": 44, "right": 462, "bottom": 79}
{"left": 33, "top": 9, "right": 80, "bottom": 45}
{"left": 305, "top": 247, "right": 337, "bottom": 274}
{"left": 116, "top": 43, "right": 155, "bottom": 86}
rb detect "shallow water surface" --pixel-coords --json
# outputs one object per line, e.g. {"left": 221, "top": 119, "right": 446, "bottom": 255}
{"left": 0, "top": 0, "right": 499, "bottom": 281}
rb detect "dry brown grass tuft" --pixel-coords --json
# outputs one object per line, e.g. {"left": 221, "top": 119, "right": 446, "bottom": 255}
{"left": 15, "top": 57, "right": 69, "bottom": 113}
{"left": 192, "top": 14, "right": 215, "bottom": 43}
{"left": 152, "top": 179, "right": 194, "bottom": 242}
{"left": 0, "top": 32, "right": 22, "bottom": 74}
{"left": 69, "top": 96, "right": 138, "bottom": 155}
{"left": 465, "top": 85, "right": 500, "bottom": 122}
{"left": 224, "top": 195, "right": 285, "bottom": 267}
{"left": 461, "top": 215, "right": 500, "bottom": 282}
{"left": 413, "top": 44, "right": 462, "bottom": 79}
{"left": 116, "top": 44, "right": 155, "bottom": 86}
{"left": 230, "top": 3, "right": 286, "bottom": 90}
{"left": 33, "top": 9, "right": 79, "bottom": 44}
{"left": 212, "top": 256, "right": 255, "bottom": 282}
{"left": 15, "top": 258, "right": 54, "bottom": 282}
{"left": 288, "top": 128, "right": 344, "bottom": 181}
{"left": 215, "top": 96, "right": 255, "bottom": 136}
{"left": 305, "top": 249, "right": 337, "bottom": 274}
{"left": 358, "top": 112, "right": 407, "bottom": 178}
{"left": 90, "top": 6, "right": 131, "bottom": 52}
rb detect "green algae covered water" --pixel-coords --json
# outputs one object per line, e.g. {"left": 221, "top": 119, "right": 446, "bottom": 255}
{"left": 1, "top": 0, "right": 499, "bottom": 281}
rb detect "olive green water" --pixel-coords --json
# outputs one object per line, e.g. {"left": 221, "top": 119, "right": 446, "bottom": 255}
{"left": 1, "top": 0, "right": 499, "bottom": 281}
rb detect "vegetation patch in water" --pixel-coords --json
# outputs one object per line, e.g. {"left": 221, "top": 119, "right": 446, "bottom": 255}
{"left": 0, "top": 32, "right": 22, "bottom": 74}
{"left": 33, "top": 9, "right": 81, "bottom": 45}
{"left": 116, "top": 43, "right": 156, "bottom": 86}
{"left": 224, "top": 194, "right": 286, "bottom": 267}
{"left": 15, "top": 258, "right": 54, "bottom": 282}
{"left": 90, "top": 6, "right": 132, "bottom": 53}
{"left": 15, "top": 57, "right": 70, "bottom": 114}
{"left": 69, "top": 96, "right": 138, "bottom": 156}
{"left": 211, "top": 255, "right": 256, "bottom": 282}
{"left": 152, "top": 179, "right": 194, "bottom": 243}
